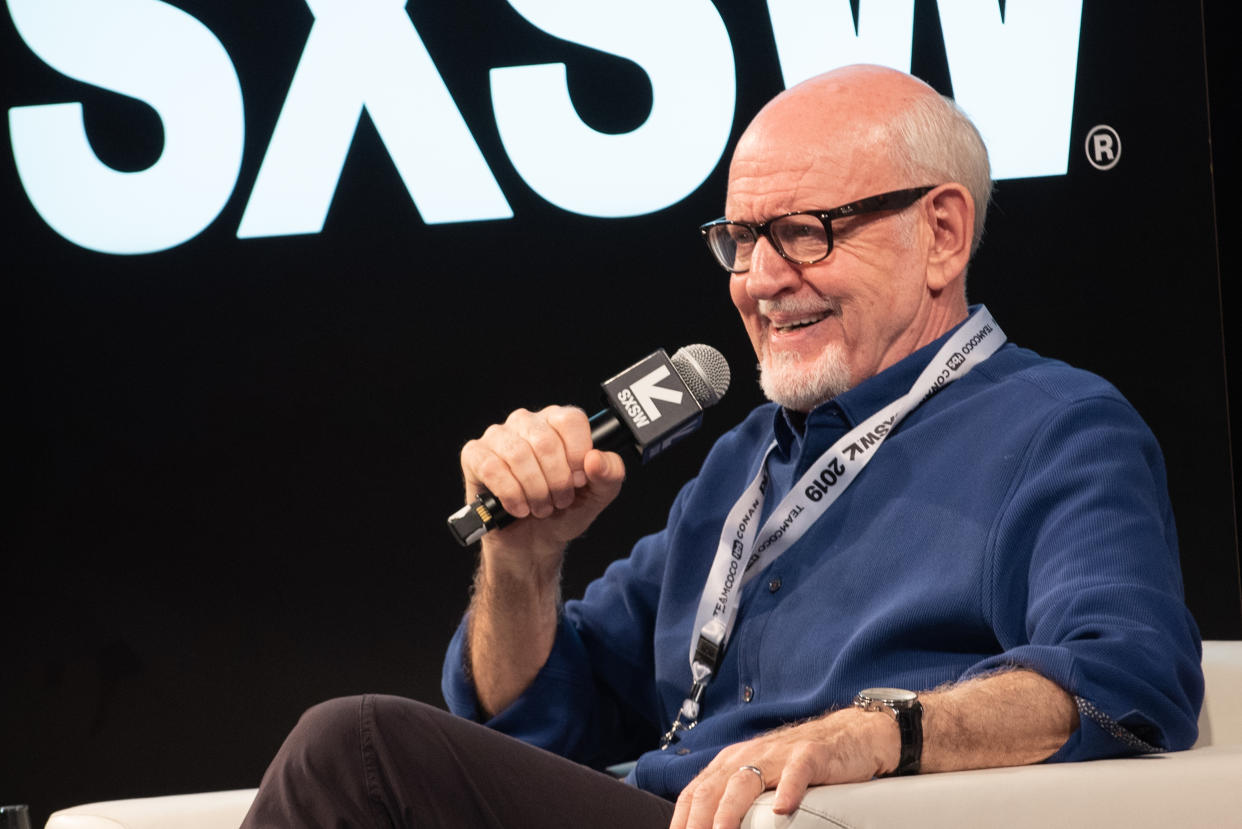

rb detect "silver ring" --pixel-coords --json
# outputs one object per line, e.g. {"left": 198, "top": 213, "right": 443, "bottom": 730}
{"left": 738, "top": 764, "right": 766, "bottom": 789}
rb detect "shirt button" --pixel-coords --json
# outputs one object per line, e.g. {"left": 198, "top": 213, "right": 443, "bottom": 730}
{"left": 743, "top": 685, "right": 754, "bottom": 703}
{"left": 768, "top": 577, "right": 782, "bottom": 593}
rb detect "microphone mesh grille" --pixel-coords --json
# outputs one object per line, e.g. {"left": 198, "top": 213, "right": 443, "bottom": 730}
{"left": 670, "top": 344, "right": 731, "bottom": 407}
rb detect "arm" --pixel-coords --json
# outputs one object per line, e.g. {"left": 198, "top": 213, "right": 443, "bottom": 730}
{"left": 672, "top": 392, "right": 1200, "bottom": 829}
{"left": 457, "top": 406, "right": 626, "bottom": 716}
{"left": 671, "top": 668, "right": 1077, "bottom": 829}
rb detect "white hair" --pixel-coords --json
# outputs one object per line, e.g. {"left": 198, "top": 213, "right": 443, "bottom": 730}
{"left": 887, "top": 93, "right": 993, "bottom": 257}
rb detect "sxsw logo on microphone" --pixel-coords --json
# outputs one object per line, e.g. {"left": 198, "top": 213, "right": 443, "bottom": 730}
{"left": 616, "top": 366, "right": 685, "bottom": 427}
{"left": 603, "top": 351, "right": 703, "bottom": 462}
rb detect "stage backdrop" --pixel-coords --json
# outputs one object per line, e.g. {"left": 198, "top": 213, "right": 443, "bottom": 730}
{"left": 3, "top": 1, "right": 1238, "bottom": 824}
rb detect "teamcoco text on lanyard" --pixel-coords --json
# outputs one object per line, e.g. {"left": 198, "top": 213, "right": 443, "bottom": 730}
{"left": 659, "top": 306, "right": 1006, "bottom": 749}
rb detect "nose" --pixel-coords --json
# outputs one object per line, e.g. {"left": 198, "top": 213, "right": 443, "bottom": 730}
{"left": 743, "top": 237, "right": 804, "bottom": 300}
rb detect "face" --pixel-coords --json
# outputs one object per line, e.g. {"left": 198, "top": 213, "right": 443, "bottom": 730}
{"left": 726, "top": 98, "right": 938, "bottom": 412}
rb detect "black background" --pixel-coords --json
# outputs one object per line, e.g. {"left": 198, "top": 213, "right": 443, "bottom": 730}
{"left": 3, "top": 2, "right": 1239, "bottom": 825}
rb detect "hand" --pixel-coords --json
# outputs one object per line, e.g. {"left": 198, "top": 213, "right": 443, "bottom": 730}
{"left": 460, "top": 405, "right": 626, "bottom": 564}
{"left": 669, "top": 707, "right": 898, "bottom": 829}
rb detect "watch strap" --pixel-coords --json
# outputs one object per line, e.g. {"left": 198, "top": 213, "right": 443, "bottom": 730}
{"left": 893, "top": 699, "right": 923, "bottom": 775}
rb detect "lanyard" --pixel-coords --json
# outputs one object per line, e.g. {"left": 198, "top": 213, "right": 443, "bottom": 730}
{"left": 660, "top": 307, "right": 1006, "bottom": 748}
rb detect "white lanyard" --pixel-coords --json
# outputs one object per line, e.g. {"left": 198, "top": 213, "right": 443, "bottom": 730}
{"left": 660, "top": 307, "right": 1006, "bottom": 748}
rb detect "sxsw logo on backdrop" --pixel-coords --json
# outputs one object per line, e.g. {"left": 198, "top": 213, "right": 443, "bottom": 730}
{"left": 6, "top": 0, "right": 1084, "bottom": 256}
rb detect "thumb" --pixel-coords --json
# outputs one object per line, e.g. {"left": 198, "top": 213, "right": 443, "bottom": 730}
{"left": 583, "top": 448, "right": 626, "bottom": 501}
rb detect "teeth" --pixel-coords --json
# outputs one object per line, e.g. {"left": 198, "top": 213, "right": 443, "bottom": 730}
{"left": 773, "top": 313, "right": 829, "bottom": 331}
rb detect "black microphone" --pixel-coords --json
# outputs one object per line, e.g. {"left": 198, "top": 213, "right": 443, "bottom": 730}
{"left": 447, "top": 344, "right": 731, "bottom": 546}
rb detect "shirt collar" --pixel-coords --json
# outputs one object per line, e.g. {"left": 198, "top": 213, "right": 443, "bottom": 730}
{"left": 770, "top": 305, "right": 983, "bottom": 451}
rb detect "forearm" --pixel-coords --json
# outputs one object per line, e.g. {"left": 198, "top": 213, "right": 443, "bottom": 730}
{"left": 466, "top": 541, "right": 564, "bottom": 718}
{"left": 920, "top": 668, "right": 1079, "bottom": 772}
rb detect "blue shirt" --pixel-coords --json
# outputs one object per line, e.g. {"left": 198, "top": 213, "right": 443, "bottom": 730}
{"left": 442, "top": 316, "right": 1203, "bottom": 800}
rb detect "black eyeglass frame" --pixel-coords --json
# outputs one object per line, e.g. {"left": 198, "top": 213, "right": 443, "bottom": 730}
{"left": 698, "top": 185, "right": 938, "bottom": 273}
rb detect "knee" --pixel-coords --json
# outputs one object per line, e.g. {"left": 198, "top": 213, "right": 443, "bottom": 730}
{"left": 278, "top": 696, "right": 368, "bottom": 774}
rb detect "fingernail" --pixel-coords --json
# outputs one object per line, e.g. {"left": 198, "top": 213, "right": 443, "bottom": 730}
{"left": 573, "top": 470, "right": 587, "bottom": 487}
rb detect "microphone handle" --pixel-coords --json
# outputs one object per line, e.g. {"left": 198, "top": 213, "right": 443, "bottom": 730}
{"left": 447, "top": 409, "right": 629, "bottom": 546}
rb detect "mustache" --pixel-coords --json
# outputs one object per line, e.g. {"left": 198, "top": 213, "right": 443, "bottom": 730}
{"left": 757, "top": 296, "right": 839, "bottom": 317}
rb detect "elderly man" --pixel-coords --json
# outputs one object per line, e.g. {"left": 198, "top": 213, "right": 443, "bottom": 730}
{"left": 240, "top": 66, "right": 1201, "bottom": 829}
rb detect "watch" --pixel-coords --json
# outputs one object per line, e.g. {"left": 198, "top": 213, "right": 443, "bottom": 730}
{"left": 853, "top": 687, "right": 923, "bottom": 776}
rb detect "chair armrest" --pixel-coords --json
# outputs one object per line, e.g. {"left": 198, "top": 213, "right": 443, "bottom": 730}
{"left": 741, "top": 744, "right": 1242, "bottom": 829}
{"left": 45, "top": 789, "right": 257, "bottom": 829}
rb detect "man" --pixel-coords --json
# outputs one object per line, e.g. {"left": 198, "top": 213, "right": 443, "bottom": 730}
{"left": 241, "top": 66, "right": 1201, "bottom": 829}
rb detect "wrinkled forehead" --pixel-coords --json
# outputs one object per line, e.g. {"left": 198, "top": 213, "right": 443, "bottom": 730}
{"left": 723, "top": 115, "right": 897, "bottom": 222}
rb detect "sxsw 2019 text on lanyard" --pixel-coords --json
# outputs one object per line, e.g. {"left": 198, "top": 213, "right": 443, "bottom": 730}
{"left": 660, "top": 306, "right": 1006, "bottom": 749}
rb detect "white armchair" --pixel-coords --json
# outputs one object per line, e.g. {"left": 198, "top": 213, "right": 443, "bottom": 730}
{"left": 46, "top": 640, "right": 1242, "bottom": 829}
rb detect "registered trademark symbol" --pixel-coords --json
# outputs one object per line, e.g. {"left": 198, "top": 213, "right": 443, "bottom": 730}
{"left": 1085, "top": 124, "right": 1121, "bottom": 170}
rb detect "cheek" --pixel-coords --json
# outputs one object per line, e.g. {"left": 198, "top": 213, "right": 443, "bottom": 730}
{"left": 729, "top": 279, "right": 764, "bottom": 347}
{"left": 729, "top": 277, "right": 755, "bottom": 320}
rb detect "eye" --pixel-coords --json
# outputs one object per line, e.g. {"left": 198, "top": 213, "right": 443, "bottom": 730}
{"left": 772, "top": 215, "right": 828, "bottom": 259}
{"left": 729, "top": 225, "right": 756, "bottom": 244}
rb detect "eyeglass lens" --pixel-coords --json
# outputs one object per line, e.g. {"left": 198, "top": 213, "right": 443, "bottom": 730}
{"left": 706, "top": 213, "right": 831, "bottom": 272}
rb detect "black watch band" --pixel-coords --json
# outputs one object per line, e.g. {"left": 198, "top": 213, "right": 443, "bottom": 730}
{"left": 853, "top": 688, "right": 923, "bottom": 776}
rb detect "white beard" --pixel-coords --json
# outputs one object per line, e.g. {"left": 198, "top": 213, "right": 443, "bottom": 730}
{"left": 758, "top": 339, "right": 852, "bottom": 412}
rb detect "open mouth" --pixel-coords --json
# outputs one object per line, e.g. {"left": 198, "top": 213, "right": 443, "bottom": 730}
{"left": 771, "top": 311, "right": 832, "bottom": 333}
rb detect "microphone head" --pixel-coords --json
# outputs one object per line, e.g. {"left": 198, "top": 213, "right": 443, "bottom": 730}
{"left": 670, "top": 344, "right": 731, "bottom": 408}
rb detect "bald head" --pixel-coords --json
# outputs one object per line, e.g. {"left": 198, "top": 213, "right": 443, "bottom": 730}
{"left": 729, "top": 65, "right": 991, "bottom": 258}
{"left": 739, "top": 65, "right": 940, "bottom": 160}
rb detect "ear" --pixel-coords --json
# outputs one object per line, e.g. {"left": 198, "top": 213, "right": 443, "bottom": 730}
{"left": 922, "top": 184, "right": 974, "bottom": 292}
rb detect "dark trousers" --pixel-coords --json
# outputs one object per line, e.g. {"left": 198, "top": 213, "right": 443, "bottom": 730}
{"left": 240, "top": 695, "right": 677, "bottom": 829}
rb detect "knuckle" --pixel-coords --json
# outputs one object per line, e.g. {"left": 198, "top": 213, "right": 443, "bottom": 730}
{"left": 481, "top": 423, "right": 508, "bottom": 445}
{"left": 487, "top": 439, "right": 519, "bottom": 466}
{"left": 546, "top": 405, "right": 587, "bottom": 430}
{"left": 691, "top": 783, "right": 718, "bottom": 804}
{"left": 474, "top": 454, "right": 506, "bottom": 480}
{"left": 528, "top": 429, "right": 561, "bottom": 457}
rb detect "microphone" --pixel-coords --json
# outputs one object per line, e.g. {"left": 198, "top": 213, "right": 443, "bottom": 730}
{"left": 447, "top": 344, "right": 731, "bottom": 546}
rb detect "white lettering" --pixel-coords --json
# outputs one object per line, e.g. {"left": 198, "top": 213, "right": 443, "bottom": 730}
{"left": 939, "top": 0, "right": 1083, "bottom": 179}
{"left": 6, "top": 2, "right": 1088, "bottom": 254}
{"left": 768, "top": 0, "right": 915, "bottom": 87}
{"left": 7, "top": 0, "right": 244, "bottom": 255}
{"left": 237, "top": 0, "right": 511, "bottom": 239}
{"left": 1092, "top": 132, "right": 1115, "bottom": 161}
{"left": 489, "top": 0, "right": 735, "bottom": 217}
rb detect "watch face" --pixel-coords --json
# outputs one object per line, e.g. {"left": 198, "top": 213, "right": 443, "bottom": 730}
{"left": 860, "top": 687, "right": 918, "bottom": 705}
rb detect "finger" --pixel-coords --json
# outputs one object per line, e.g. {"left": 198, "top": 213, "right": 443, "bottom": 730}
{"left": 518, "top": 413, "right": 577, "bottom": 512}
{"left": 682, "top": 777, "right": 726, "bottom": 829}
{"left": 582, "top": 449, "right": 626, "bottom": 504}
{"left": 483, "top": 419, "right": 554, "bottom": 517}
{"left": 771, "top": 749, "right": 817, "bottom": 815}
{"left": 460, "top": 438, "right": 530, "bottom": 519}
{"left": 543, "top": 406, "right": 592, "bottom": 489}
{"left": 668, "top": 783, "right": 694, "bottom": 829}
{"left": 707, "top": 767, "right": 768, "bottom": 829}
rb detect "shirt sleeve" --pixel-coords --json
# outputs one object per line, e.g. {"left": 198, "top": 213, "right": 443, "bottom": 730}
{"left": 440, "top": 477, "right": 701, "bottom": 770}
{"left": 963, "top": 394, "right": 1204, "bottom": 760}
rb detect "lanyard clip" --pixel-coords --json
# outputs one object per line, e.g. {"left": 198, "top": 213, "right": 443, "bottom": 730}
{"left": 660, "top": 679, "right": 708, "bottom": 750}
{"left": 693, "top": 618, "right": 727, "bottom": 674}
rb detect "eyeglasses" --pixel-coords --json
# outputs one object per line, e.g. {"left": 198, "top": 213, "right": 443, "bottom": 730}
{"left": 699, "top": 186, "right": 937, "bottom": 273}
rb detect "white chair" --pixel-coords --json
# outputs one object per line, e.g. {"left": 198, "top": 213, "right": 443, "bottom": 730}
{"left": 46, "top": 640, "right": 1242, "bottom": 829}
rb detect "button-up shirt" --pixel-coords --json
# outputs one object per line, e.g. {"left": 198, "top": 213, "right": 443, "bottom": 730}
{"left": 443, "top": 313, "right": 1203, "bottom": 800}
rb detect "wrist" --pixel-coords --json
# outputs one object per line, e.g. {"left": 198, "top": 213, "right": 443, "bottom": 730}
{"left": 846, "top": 703, "right": 902, "bottom": 776}
{"left": 853, "top": 688, "right": 923, "bottom": 776}
{"left": 477, "top": 541, "right": 564, "bottom": 604}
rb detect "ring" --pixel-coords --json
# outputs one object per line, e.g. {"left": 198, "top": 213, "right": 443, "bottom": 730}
{"left": 738, "top": 764, "right": 766, "bottom": 789}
